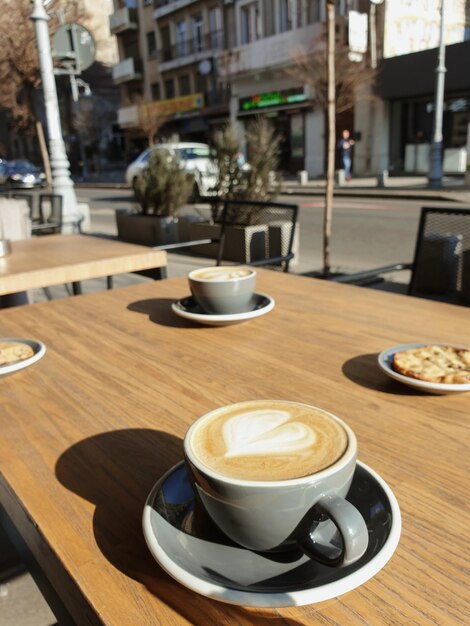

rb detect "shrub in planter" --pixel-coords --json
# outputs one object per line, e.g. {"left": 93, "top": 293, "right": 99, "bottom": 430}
{"left": 135, "top": 149, "right": 194, "bottom": 217}
{"left": 117, "top": 150, "right": 194, "bottom": 246}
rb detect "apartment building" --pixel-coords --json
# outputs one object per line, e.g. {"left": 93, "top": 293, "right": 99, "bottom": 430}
{"left": 110, "top": 0, "right": 358, "bottom": 172}
{"left": 110, "top": 0, "right": 233, "bottom": 155}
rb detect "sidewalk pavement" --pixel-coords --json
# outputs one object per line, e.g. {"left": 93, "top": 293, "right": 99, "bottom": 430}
{"left": 280, "top": 174, "right": 470, "bottom": 204}
{"left": 74, "top": 174, "right": 470, "bottom": 204}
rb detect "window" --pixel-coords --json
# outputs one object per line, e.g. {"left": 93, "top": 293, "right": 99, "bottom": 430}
{"left": 123, "top": 34, "right": 139, "bottom": 59}
{"left": 151, "top": 82, "right": 161, "bottom": 100}
{"left": 164, "top": 77, "right": 174, "bottom": 99}
{"left": 240, "top": 2, "right": 259, "bottom": 44}
{"left": 160, "top": 25, "right": 171, "bottom": 61}
{"left": 279, "top": 0, "right": 292, "bottom": 33}
{"left": 263, "top": 0, "right": 275, "bottom": 36}
{"left": 306, "top": 0, "right": 322, "bottom": 24}
{"left": 195, "top": 72, "right": 206, "bottom": 94}
{"left": 179, "top": 74, "right": 191, "bottom": 96}
{"left": 176, "top": 20, "right": 187, "bottom": 57}
{"left": 209, "top": 7, "right": 222, "bottom": 47}
{"left": 192, "top": 14, "right": 204, "bottom": 52}
{"left": 146, "top": 31, "right": 156, "bottom": 59}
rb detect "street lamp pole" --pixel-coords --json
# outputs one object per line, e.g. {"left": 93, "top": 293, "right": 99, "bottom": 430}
{"left": 31, "top": 0, "right": 79, "bottom": 223}
{"left": 428, "top": 0, "right": 447, "bottom": 188}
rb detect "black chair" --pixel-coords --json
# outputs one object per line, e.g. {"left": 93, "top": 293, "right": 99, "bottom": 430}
{"left": 32, "top": 193, "right": 62, "bottom": 235}
{"left": 215, "top": 199, "right": 299, "bottom": 272}
{"left": 152, "top": 198, "right": 299, "bottom": 273}
{"left": 332, "top": 206, "right": 470, "bottom": 306}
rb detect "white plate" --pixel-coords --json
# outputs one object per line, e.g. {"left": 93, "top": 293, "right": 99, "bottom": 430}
{"left": 0, "top": 338, "right": 46, "bottom": 376}
{"left": 378, "top": 343, "right": 470, "bottom": 394}
{"left": 171, "top": 292, "right": 275, "bottom": 326}
{"left": 143, "top": 460, "right": 401, "bottom": 608}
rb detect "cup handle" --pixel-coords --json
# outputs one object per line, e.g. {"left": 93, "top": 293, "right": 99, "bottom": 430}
{"left": 298, "top": 494, "right": 369, "bottom": 567}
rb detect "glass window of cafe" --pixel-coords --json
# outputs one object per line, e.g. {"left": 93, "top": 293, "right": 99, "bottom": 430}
{"left": 388, "top": 95, "right": 470, "bottom": 172}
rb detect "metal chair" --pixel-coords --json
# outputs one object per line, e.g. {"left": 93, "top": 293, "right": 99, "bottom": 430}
{"left": 32, "top": 193, "right": 62, "bottom": 235}
{"left": 152, "top": 198, "right": 299, "bottom": 273}
{"left": 332, "top": 206, "right": 470, "bottom": 306}
{"left": 215, "top": 199, "right": 299, "bottom": 272}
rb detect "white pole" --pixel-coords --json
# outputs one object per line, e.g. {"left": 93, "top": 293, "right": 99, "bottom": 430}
{"left": 428, "top": 0, "right": 447, "bottom": 188}
{"left": 31, "top": 0, "right": 79, "bottom": 226}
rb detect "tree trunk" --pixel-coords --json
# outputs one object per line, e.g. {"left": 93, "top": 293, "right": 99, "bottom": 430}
{"left": 36, "top": 119, "right": 52, "bottom": 190}
{"left": 324, "top": 1, "right": 336, "bottom": 278}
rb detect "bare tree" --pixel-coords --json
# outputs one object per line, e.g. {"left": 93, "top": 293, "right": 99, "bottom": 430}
{"left": 133, "top": 101, "right": 168, "bottom": 148}
{"left": 0, "top": 0, "right": 88, "bottom": 180}
{"left": 325, "top": 0, "right": 336, "bottom": 279}
{"left": 293, "top": 14, "right": 377, "bottom": 276}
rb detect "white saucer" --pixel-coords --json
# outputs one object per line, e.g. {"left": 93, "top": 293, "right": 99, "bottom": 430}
{"left": 171, "top": 293, "right": 275, "bottom": 326}
{"left": 0, "top": 338, "right": 46, "bottom": 376}
{"left": 378, "top": 343, "right": 470, "bottom": 395}
{"left": 143, "top": 460, "right": 401, "bottom": 608}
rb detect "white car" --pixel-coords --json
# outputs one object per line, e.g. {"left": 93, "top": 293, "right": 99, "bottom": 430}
{"left": 125, "top": 142, "right": 218, "bottom": 200}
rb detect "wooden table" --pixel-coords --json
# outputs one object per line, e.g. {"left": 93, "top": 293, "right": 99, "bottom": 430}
{"left": 0, "top": 271, "right": 468, "bottom": 625}
{"left": 0, "top": 234, "right": 167, "bottom": 296}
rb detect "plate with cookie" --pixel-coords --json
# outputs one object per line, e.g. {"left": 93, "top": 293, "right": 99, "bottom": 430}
{"left": 378, "top": 343, "right": 470, "bottom": 394}
{"left": 0, "top": 338, "right": 46, "bottom": 376}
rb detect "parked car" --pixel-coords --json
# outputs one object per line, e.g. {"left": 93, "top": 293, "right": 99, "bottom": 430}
{"left": 3, "top": 160, "right": 46, "bottom": 189}
{"left": 0, "top": 159, "right": 8, "bottom": 185}
{"left": 126, "top": 143, "right": 218, "bottom": 201}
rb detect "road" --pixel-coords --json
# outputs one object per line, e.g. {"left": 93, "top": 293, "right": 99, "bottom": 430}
{"left": 76, "top": 187, "right": 458, "bottom": 276}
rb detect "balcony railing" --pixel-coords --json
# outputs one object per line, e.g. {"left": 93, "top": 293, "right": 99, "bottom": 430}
{"left": 109, "top": 7, "right": 138, "bottom": 35}
{"left": 204, "top": 87, "right": 231, "bottom": 108}
{"left": 158, "top": 31, "right": 225, "bottom": 63}
{"left": 112, "top": 57, "right": 143, "bottom": 84}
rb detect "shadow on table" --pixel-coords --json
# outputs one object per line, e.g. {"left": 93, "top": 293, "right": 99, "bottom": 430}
{"left": 127, "top": 298, "right": 195, "bottom": 328}
{"left": 55, "top": 429, "right": 305, "bottom": 625}
{"left": 342, "top": 353, "right": 424, "bottom": 396}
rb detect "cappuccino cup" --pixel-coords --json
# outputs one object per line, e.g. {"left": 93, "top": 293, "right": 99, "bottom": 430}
{"left": 184, "top": 400, "right": 369, "bottom": 566}
{"left": 188, "top": 266, "right": 256, "bottom": 315}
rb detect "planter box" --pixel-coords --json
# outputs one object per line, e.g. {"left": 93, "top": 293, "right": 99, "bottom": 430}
{"left": 177, "top": 215, "right": 206, "bottom": 244}
{"left": 188, "top": 222, "right": 221, "bottom": 258}
{"left": 188, "top": 222, "right": 268, "bottom": 264}
{"left": 115, "top": 209, "right": 178, "bottom": 246}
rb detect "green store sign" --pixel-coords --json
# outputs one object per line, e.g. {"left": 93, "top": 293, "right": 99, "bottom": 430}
{"left": 240, "top": 89, "right": 307, "bottom": 112}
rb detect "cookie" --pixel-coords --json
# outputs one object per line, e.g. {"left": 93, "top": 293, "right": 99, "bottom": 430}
{"left": 0, "top": 342, "right": 35, "bottom": 366}
{"left": 392, "top": 345, "right": 470, "bottom": 384}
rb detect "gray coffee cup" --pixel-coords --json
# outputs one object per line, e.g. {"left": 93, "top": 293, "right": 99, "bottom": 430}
{"left": 184, "top": 402, "right": 369, "bottom": 567}
{"left": 188, "top": 266, "right": 256, "bottom": 315}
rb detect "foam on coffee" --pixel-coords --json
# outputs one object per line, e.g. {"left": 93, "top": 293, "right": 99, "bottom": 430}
{"left": 191, "top": 267, "right": 253, "bottom": 281}
{"left": 189, "top": 401, "right": 348, "bottom": 481}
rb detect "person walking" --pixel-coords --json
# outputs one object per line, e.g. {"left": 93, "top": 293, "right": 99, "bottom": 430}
{"left": 337, "top": 129, "right": 355, "bottom": 181}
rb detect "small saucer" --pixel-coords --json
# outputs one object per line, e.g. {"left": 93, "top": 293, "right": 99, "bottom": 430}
{"left": 378, "top": 343, "right": 470, "bottom": 395}
{"left": 0, "top": 338, "right": 46, "bottom": 376}
{"left": 143, "top": 461, "right": 401, "bottom": 608}
{"left": 171, "top": 293, "right": 275, "bottom": 326}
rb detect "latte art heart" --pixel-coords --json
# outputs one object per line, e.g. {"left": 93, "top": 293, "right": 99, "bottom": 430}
{"left": 223, "top": 410, "right": 316, "bottom": 458}
{"left": 189, "top": 401, "right": 349, "bottom": 481}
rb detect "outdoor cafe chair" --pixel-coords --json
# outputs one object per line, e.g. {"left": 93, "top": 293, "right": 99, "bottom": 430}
{"left": 154, "top": 198, "right": 299, "bottom": 273}
{"left": 32, "top": 193, "right": 63, "bottom": 235}
{"left": 332, "top": 206, "right": 470, "bottom": 306}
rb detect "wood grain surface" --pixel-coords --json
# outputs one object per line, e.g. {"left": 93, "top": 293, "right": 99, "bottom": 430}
{"left": 0, "top": 234, "right": 167, "bottom": 294}
{"left": 0, "top": 271, "right": 468, "bottom": 625}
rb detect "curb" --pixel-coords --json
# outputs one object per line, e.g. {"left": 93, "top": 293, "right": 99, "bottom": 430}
{"left": 73, "top": 182, "right": 468, "bottom": 203}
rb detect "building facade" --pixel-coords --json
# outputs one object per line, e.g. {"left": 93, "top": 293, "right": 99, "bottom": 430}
{"left": 111, "top": 0, "right": 470, "bottom": 177}
{"left": 112, "top": 0, "right": 364, "bottom": 173}
{"left": 354, "top": 0, "right": 470, "bottom": 176}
